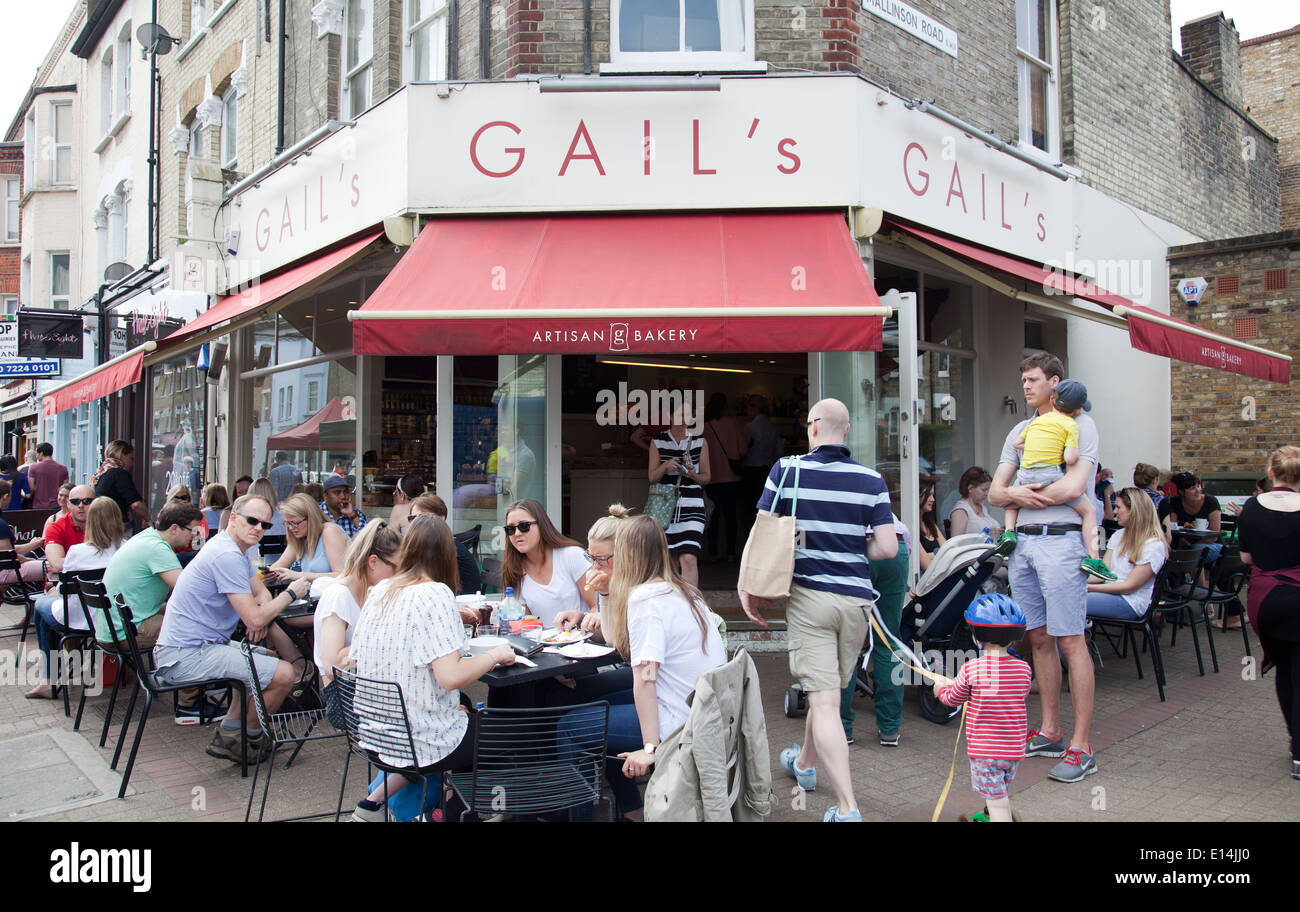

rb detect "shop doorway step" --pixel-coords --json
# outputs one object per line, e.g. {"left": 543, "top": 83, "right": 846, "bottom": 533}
{"left": 701, "top": 588, "right": 787, "bottom": 653}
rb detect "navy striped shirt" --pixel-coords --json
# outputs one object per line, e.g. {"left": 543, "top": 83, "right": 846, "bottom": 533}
{"left": 756, "top": 445, "right": 893, "bottom": 599}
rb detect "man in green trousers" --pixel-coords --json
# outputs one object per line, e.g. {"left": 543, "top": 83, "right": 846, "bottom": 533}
{"left": 841, "top": 523, "right": 910, "bottom": 746}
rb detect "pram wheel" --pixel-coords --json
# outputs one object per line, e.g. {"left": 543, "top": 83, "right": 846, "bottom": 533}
{"left": 918, "top": 686, "right": 961, "bottom": 725}
{"left": 784, "top": 684, "right": 807, "bottom": 718}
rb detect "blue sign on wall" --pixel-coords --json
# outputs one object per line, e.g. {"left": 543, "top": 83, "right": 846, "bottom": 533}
{"left": 0, "top": 360, "right": 60, "bottom": 377}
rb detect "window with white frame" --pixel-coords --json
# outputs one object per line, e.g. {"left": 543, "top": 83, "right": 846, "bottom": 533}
{"left": 189, "top": 119, "right": 204, "bottom": 158}
{"left": 261, "top": 390, "right": 271, "bottom": 422}
{"left": 609, "top": 0, "right": 756, "bottom": 70}
{"left": 277, "top": 386, "right": 286, "bottom": 421}
{"left": 51, "top": 102, "right": 73, "bottom": 184}
{"left": 1015, "top": 0, "right": 1058, "bottom": 156}
{"left": 406, "top": 0, "right": 448, "bottom": 82}
{"left": 50, "top": 253, "right": 70, "bottom": 309}
{"left": 117, "top": 24, "right": 132, "bottom": 117}
{"left": 307, "top": 379, "right": 320, "bottom": 413}
{"left": 112, "top": 185, "right": 129, "bottom": 265}
{"left": 3, "top": 179, "right": 18, "bottom": 243}
{"left": 221, "top": 89, "right": 237, "bottom": 168}
{"left": 343, "top": 0, "right": 374, "bottom": 119}
{"left": 1, "top": 298, "right": 17, "bottom": 316}
{"left": 191, "top": 0, "right": 207, "bottom": 38}
{"left": 100, "top": 48, "right": 114, "bottom": 136}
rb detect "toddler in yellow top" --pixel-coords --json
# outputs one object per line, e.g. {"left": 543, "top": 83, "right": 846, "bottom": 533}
{"left": 1002, "top": 379, "right": 1115, "bottom": 581}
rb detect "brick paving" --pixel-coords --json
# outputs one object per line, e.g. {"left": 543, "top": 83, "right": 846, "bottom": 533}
{"left": 3, "top": 600, "right": 1297, "bottom": 822}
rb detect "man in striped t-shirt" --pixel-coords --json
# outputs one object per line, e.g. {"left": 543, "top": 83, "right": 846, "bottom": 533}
{"left": 744, "top": 398, "right": 896, "bottom": 822}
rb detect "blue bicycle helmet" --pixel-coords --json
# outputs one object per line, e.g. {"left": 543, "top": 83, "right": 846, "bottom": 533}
{"left": 964, "top": 594, "right": 1027, "bottom": 646}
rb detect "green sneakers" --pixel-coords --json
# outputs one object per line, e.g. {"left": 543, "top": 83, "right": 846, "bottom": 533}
{"left": 1081, "top": 557, "right": 1118, "bottom": 581}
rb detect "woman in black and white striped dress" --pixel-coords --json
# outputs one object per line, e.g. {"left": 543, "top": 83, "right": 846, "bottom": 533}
{"left": 649, "top": 407, "right": 710, "bottom": 587}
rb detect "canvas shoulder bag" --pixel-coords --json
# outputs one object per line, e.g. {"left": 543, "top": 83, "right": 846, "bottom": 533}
{"left": 737, "top": 457, "right": 801, "bottom": 599}
{"left": 645, "top": 472, "right": 683, "bottom": 530}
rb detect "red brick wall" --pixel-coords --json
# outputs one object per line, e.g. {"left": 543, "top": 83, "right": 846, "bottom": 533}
{"left": 0, "top": 145, "right": 22, "bottom": 298}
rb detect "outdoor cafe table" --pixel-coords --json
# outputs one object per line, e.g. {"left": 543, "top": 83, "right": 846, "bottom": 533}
{"left": 479, "top": 643, "right": 622, "bottom": 708}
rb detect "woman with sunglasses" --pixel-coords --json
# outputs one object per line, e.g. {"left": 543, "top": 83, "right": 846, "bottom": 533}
{"left": 500, "top": 499, "right": 596, "bottom": 627}
{"left": 268, "top": 493, "right": 347, "bottom": 584}
{"left": 167, "top": 484, "right": 192, "bottom": 505}
{"left": 314, "top": 520, "right": 402, "bottom": 712}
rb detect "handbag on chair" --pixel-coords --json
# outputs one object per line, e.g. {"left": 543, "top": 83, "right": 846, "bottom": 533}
{"left": 737, "top": 458, "right": 801, "bottom": 600}
{"left": 644, "top": 473, "right": 683, "bottom": 530}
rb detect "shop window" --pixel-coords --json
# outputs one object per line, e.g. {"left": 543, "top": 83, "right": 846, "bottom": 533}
{"left": 406, "top": 0, "right": 448, "bottom": 82}
{"left": 343, "top": 0, "right": 373, "bottom": 119}
{"left": 150, "top": 354, "right": 206, "bottom": 517}
{"left": 607, "top": 0, "right": 759, "bottom": 71}
{"left": 1015, "top": 0, "right": 1058, "bottom": 157}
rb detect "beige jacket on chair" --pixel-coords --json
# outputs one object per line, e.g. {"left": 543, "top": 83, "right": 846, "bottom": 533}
{"left": 643, "top": 648, "right": 773, "bottom": 822}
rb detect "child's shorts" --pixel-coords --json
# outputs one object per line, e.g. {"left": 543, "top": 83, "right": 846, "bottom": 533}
{"left": 969, "top": 757, "right": 1020, "bottom": 801}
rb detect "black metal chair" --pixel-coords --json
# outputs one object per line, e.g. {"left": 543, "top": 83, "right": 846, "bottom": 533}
{"left": 1160, "top": 548, "right": 1219, "bottom": 675}
{"left": 453, "top": 525, "right": 482, "bottom": 564}
{"left": 107, "top": 594, "right": 248, "bottom": 799}
{"left": 240, "top": 642, "right": 345, "bottom": 822}
{"left": 0, "top": 548, "right": 45, "bottom": 668}
{"left": 448, "top": 702, "right": 610, "bottom": 822}
{"left": 76, "top": 578, "right": 132, "bottom": 746}
{"left": 51, "top": 568, "right": 106, "bottom": 721}
{"left": 258, "top": 535, "right": 289, "bottom": 562}
{"left": 1199, "top": 552, "right": 1252, "bottom": 658}
{"left": 481, "top": 556, "right": 502, "bottom": 592}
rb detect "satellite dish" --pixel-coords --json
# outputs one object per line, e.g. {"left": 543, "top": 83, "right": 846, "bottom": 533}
{"left": 104, "top": 262, "right": 134, "bottom": 282}
{"left": 136, "top": 22, "right": 180, "bottom": 56}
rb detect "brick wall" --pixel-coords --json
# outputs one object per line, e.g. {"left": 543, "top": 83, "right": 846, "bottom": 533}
{"left": 1180, "top": 12, "right": 1243, "bottom": 107}
{"left": 0, "top": 145, "right": 21, "bottom": 296}
{"left": 283, "top": 0, "right": 339, "bottom": 148}
{"left": 1242, "top": 27, "right": 1300, "bottom": 231}
{"left": 1167, "top": 231, "right": 1300, "bottom": 473}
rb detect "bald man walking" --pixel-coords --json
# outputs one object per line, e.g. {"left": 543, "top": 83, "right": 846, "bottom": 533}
{"left": 740, "top": 398, "right": 896, "bottom": 821}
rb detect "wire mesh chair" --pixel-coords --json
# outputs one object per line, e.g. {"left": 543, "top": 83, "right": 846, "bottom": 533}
{"left": 448, "top": 702, "right": 610, "bottom": 822}
{"left": 0, "top": 548, "right": 45, "bottom": 668}
{"left": 240, "top": 641, "right": 346, "bottom": 822}
{"left": 332, "top": 667, "right": 442, "bottom": 822}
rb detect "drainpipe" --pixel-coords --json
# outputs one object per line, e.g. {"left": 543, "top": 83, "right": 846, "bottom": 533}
{"left": 480, "top": 0, "right": 491, "bottom": 78}
{"left": 276, "top": 0, "right": 287, "bottom": 153}
{"left": 449, "top": 0, "right": 459, "bottom": 80}
{"left": 583, "top": 0, "right": 591, "bottom": 74}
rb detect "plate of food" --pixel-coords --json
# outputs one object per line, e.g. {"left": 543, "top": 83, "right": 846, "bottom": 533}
{"left": 538, "top": 627, "right": 591, "bottom": 646}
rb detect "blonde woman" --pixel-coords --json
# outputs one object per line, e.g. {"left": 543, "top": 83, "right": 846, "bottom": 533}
{"left": 25, "top": 497, "right": 125, "bottom": 698}
{"left": 166, "top": 484, "right": 193, "bottom": 505}
{"left": 249, "top": 477, "right": 286, "bottom": 536}
{"left": 347, "top": 514, "right": 516, "bottom": 822}
{"left": 268, "top": 493, "right": 347, "bottom": 584}
{"left": 597, "top": 515, "right": 725, "bottom": 806}
{"left": 554, "top": 503, "right": 633, "bottom": 636}
{"left": 201, "top": 483, "right": 231, "bottom": 533}
{"left": 1084, "top": 488, "right": 1169, "bottom": 620}
{"left": 314, "top": 520, "right": 402, "bottom": 723}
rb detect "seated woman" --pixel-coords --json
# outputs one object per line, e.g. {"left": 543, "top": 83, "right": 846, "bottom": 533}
{"left": 409, "top": 493, "right": 480, "bottom": 595}
{"left": 314, "top": 520, "right": 402, "bottom": 726}
{"left": 268, "top": 493, "right": 347, "bottom": 584}
{"left": 41, "top": 483, "right": 73, "bottom": 538}
{"left": 25, "top": 497, "right": 125, "bottom": 699}
{"left": 1084, "top": 488, "right": 1167, "bottom": 621}
{"left": 347, "top": 514, "right": 517, "bottom": 822}
{"left": 917, "top": 479, "right": 947, "bottom": 574}
{"left": 0, "top": 480, "right": 48, "bottom": 584}
{"left": 948, "top": 466, "right": 1004, "bottom": 538}
{"left": 501, "top": 498, "right": 596, "bottom": 627}
{"left": 388, "top": 474, "right": 426, "bottom": 534}
{"left": 201, "top": 483, "right": 231, "bottom": 534}
{"left": 1158, "top": 471, "right": 1223, "bottom": 566}
{"left": 249, "top": 478, "right": 286, "bottom": 536}
{"left": 562, "top": 514, "right": 726, "bottom": 821}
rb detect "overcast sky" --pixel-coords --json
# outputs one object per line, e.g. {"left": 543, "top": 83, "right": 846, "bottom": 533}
{"left": 1, "top": 2, "right": 1297, "bottom": 137}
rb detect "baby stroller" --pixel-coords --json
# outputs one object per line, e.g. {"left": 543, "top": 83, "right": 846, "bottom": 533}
{"left": 786, "top": 534, "right": 1009, "bottom": 724}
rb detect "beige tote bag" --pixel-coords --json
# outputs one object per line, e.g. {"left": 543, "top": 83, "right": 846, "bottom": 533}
{"left": 737, "top": 458, "right": 801, "bottom": 599}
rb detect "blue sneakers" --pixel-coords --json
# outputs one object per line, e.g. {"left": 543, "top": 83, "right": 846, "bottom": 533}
{"left": 779, "top": 744, "right": 817, "bottom": 791}
{"left": 823, "top": 805, "right": 862, "bottom": 822}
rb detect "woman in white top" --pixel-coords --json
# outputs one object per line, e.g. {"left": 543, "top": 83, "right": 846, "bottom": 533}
{"left": 500, "top": 498, "right": 596, "bottom": 627}
{"left": 948, "top": 466, "right": 1004, "bottom": 538}
{"left": 25, "top": 497, "right": 124, "bottom": 699}
{"left": 1085, "top": 488, "right": 1168, "bottom": 620}
{"left": 347, "top": 514, "right": 517, "bottom": 822}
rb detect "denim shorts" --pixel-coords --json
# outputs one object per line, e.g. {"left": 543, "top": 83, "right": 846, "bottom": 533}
{"left": 154, "top": 641, "right": 282, "bottom": 692}
{"left": 969, "top": 757, "right": 1020, "bottom": 801}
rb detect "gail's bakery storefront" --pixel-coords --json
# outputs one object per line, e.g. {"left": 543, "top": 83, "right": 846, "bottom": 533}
{"left": 208, "top": 73, "right": 1288, "bottom": 584}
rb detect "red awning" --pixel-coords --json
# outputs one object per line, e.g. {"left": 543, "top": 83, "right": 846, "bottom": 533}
{"left": 266, "top": 397, "right": 349, "bottom": 450}
{"left": 888, "top": 221, "right": 1291, "bottom": 384}
{"left": 41, "top": 350, "right": 144, "bottom": 418}
{"left": 156, "top": 231, "right": 384, "bottom": 353}
{"left": 350, "top": 213, "right": 887, "bottom": 355}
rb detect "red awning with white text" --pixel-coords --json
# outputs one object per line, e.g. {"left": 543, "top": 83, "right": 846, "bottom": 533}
{"left": 350, "top": 212, "right": 888, "bottom": 355}
{"left": 888, "top": 221, "right": 1291, "bottom": 384}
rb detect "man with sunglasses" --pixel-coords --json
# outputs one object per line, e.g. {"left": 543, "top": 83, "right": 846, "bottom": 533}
{"left": 44, "top": 484, "right": 96, "bottom": 577}
{"left": 320, "top": 475, "right": 367, "bottom": 539}
{"left": 154, "top": 494, "right": 310, "bottom": 762}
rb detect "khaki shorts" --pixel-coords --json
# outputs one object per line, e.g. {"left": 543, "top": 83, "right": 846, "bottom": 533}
{"left": 786, "top": 584, "right": 871, "bottom": 693}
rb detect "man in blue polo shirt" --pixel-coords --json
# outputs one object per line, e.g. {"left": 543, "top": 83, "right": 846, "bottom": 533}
{"left": 741, "top": 398, "right": 896, "bottom": 822}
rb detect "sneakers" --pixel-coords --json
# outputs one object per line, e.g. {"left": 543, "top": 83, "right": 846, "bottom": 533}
{"left": 174, "top": 698, "right": 225, "bottom": 725}
{"left": 1025, "top": 729, "right": 1067, "bottom": 758}
{"left": 1291, "top": 760, "right": 1299, "bottom": 781}
{"left": 351, "top": 799, "right": 387, "bottom": 823}
{"left": 1048, "top": 747, "right": 1098, "bottom": 782}
{"left": 878, "top": 730, "right": 900, "bottom": 747}
{"left": 823, "top": 805, "right": 862, "bottom": 822}
{"left": 844, "top": 733, "right": 854, "bottom": 745}
{"left": 206, "top": 728, "right": 273, "bottom": 763}
{"left": 1081, "top": 557, "right": 1118, "bottom": 581}
{"left": 994, "top": 531, "right": 1017, "bottom": 557}
{"left": 779, "top": 744, "right": 817, "bottom": 791}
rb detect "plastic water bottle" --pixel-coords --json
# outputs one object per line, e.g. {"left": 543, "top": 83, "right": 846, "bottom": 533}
{"left": 498, "top": 587, "right": 524, "bottom": 633}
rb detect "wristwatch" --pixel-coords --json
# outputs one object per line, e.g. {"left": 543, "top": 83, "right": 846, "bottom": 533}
{"left": 643, "top": 743, "right": 657, "bottom": 756}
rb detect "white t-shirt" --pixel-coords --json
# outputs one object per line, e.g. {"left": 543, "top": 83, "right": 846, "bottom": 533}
{"left": 519, "top": 546, "right": 590, "bottom": 627}
{"left": 1106, "top": 528, "right": 1167, "bottom": 615}
{"left": 627, "top": 580, "right": 727, "bottom": 739}
{"left": 57, "top": 543, "right": 119, "bottom": 628}
{"left": 351, "top": 578, "right": 467, "bottom": 767}
{"left": 313, "top": 579, "right": 361, "bottom": 674}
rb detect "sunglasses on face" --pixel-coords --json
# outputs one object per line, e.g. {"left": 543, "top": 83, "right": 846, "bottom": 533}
{"left": 504, "top": 521, "right": 537, "bottom": 536}
{"left": 234, "top": 513, "right": 273, "bottom": 530}
{"left": 171, "top": 494, "right": 191, "bottom": 501}
{"left": 68, "top": 498, "right": 94, "bottom": 506}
